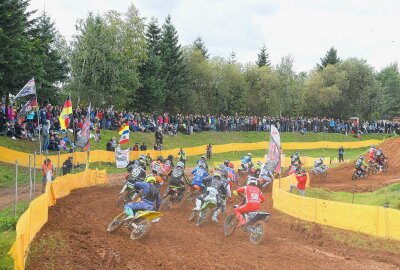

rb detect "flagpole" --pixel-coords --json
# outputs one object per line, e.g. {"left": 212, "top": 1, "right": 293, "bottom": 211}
{"left": 34, "top": 77, "right": 42, "bottom": 154}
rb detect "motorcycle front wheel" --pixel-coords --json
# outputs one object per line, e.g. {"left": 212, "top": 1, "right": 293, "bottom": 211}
{"left": 189, "top": 211, "right": 197, "bottom": 222}
{"left": 196, "top": 209, "right": 209, "bottom": 227}
{"left": 351, "top": 171, "right": 358, "bottom": 181}
{"left": 249, "top": 222, "right": 264, "bottom": 244}
{"left": 224, "top": 214, "right": 237, "bottom": 237}
{"left": 106, "top": 212, "right": 127, "bottom": 233}
{"left": 130, "top": 219, "right": 151, "bottom": 240}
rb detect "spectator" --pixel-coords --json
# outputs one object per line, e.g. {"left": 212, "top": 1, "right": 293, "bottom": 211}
{"left": 178, "top": 148, "right": 187, "bottom": 164}
{"left": 62, "top": 157, "right": 73, "bottom": 175}
{"left": 133, "top": 142, "right": 139, "bottom": 151}
{"left": 41, "top": 158, "right": 54, "bottom": 193}
{"left": 206, "top": 144, "right": 212, "bottom": 161}
{"left": 338, "top": 146, "right": 344, "bottom": 163}
{"left": 140, "top": 142, "right": 147, "bottom": 151}
{"left": 288, "top": 169, "right": 307, "bottom": 196}
{"left": 42, "top": 120, "right": 50, "bottom": 152}
{"left": 145, "top": 153, "right": 152, "bottom": 166}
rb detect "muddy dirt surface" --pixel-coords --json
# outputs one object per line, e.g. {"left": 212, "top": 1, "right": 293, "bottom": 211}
{"left": 27, "top": 184, "right": 400, "bottom": 270}
{"left": 310, "top": 137, "right": 400, "bottom": 192}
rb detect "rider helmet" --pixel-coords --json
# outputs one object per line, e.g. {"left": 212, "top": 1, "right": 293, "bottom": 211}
{"left": 145, "top": 175, "right": 157, "bottom": 184}
{"left": 247, "top": 176, "right": 257, "bottom": 186}
{"left": 224, "top": 160, "right": 230, "bottom": 166}
{"left": 139, "top": 154, "right": 145, "bottom": 160}
{"left": 371, "top": 144, "right": 375, "bottom": 148}
{"left": 320, "top": 157, "right": 324, "bottom": 162}
{"left": 167, "top": 154, "right": 173, "bottom": 160}
{"left": 157, "top": 156, "right": 163, "bottom": 162}
{"left": 176, "top": 161, "right": 185, "bottom": 169}
{"left": 228, "top": 162, "right": 234, "bottom": 169}
{"left": 247, "top": 153, "right": 252, "bottom": 157}
{"left": 201, "top": 155, "right": 206, "bottom": 161}
{"left": 359, "top": 156, "right": 364, "bottom": 160}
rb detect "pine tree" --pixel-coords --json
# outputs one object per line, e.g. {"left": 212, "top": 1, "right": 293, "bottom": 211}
{"left": 32, "top": 12, "right": 69, "bottom": 103}
{"left": 193, "top": 37, "right": 209, "bottom": 58}
{"left": 146, "top": 17, "right": 162, "bottom": 55}
{"left": 317, "top": 47, "right": 340, "bottom": 70}
{"left": 0, "top": 0, "right": 37, "bottom": 104}
{"left": 159, "top": 15, "right": 187, "bottom": 112}
{"left": 256, "top": 44, "right": 271, "bottom": 67}
{"left": 136, "top": 17, "right": 165, "bottom": 112}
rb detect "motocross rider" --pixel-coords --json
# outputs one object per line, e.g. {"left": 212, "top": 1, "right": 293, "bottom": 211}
{"left": 258, "top": 162, "right": 274, "bottom": 188}
{"left": 150, "top": 156, "right": 166, "bottom": 185}
{"left": 290, "top": 152, "right": 302, "bottom": 174}
{"left": 191, "top": 162, "right": 209, "bottom": 190}
{"left": 233, "top": 176, "right": 265, "bottom": 227}
{"left": 163, "top": 154, "right": 174, "bottom": 176}
{"left": 313, "top": 157, "right": 325, "bottom": 174}
{"left": 241, "top": 153, "right": 253, "bottom": 172}
{"left": 165, "top": 161, "right": 186, "bottom": 201}
{"left": 224, "top": 160, "right": 239, "bottom": 186}
{"left": 197, "top": 155, "right": 209, "bottom": 171}
{"left": 355, "top": 156, "right": 368, "bottom": 175}
{"left": 124, "top": 175, "right": 161, "bottom": 217}
{"left": 368, "top": 144, "right": 376, "bottom": 163}
{"left": 373, "top": 148, "right": 386, "bottom": 167}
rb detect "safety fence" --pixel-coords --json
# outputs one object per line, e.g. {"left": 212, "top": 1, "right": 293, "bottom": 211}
{"left": 214, "top": 156, "right": 332, "bottom": 169}
{"left": 8, "top": 169, "right": 108, "bottom": 270}
{"left": 0, "top": 139, "right": 382, "bottom": 169}
{"left": 273, "top": 174, "right": 400, "bottom": 241}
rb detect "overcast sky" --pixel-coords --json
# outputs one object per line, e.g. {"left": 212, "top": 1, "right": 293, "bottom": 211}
{"left": 29, "top": 0, "right": 400, "bottom": 72}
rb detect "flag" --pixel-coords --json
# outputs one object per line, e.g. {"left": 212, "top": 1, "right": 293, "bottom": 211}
{"left": 118, "top": 122, "right": 129, "bottom": 135}
{"left": 266, "top": 125, "right": 281, "bottom": 174}
{"left": 119, "top": 122, "right": 129, "bottom": 144}
{"left": 59, "top": 97, "right": 73, "bottom": 130}
{"left": 18, "top": 97, "right": 37, "bottom": 117}
{"left": 119, "top": 132, "right": 129, "bottom": 145}
{"left": 76, "top": 104, "right": 91, "bottom": 151}
{"left": 15, "top": 78, "right": 36, "bottom": 98}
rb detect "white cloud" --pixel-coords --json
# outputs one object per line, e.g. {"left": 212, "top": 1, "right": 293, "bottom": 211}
{"left": 29, "top": 0, "right": 400, "bottom": 72}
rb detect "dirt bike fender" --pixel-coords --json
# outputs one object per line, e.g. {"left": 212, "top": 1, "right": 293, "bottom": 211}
{"left": 135, "top": 211, "right": 162, "bottom": 221}
{"left": 246, "top": 212, "right": 271, "bottom": 225}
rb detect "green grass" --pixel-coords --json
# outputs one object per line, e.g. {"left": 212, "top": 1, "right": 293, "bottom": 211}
{"left": 0, "top": 202, "right": 29, "bottom": 270}
{"left": 0, "top": 162, "right": 30, "bottom": 188}
{"left": 0, "top": 131, "right": 390, "bottom": 154}
{"left": 306, "top": 183, "right": 400, "bottom": 210}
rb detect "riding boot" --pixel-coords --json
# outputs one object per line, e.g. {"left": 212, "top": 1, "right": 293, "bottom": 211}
{"left": 212, "top": 209, "right": 220, "bottom": 223}
{"left": 192, "top": 198, "right": 202, "bottom": 211}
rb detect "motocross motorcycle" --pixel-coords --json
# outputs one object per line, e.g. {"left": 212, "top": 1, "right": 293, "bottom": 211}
{"left": 351, "top": 166, "right": 370, "bottom": 180}
{"left": 310, "top": 164, "right": 329, "bottom": 181}
{"left": 223, "top": 202, "right": 271, "bottom": 244}
{"left": 188, "top": 187, "right": 218, "bottom": 227}
{"left": 107, "top": 210, "right": 161, "bottom": 240}
{"left": 116, "top": 167, "right": 145, "bottom": 206}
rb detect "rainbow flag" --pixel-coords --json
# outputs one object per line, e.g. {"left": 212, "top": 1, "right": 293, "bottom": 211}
{"left": 119, "top": 122, "right": 129, "bottom": 144}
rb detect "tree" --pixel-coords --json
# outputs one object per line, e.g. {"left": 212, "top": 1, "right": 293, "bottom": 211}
{"left": 146, "top": 17, "right": 162, "bottom": 55}
{"left": 256, "top": 44, "right": 271, "bottom": 67}
{"left": 136, "top": 17, "right": 165, "bottom": 112}
{"left": 317, "top": 47, "right": 340, "bottom": 70}
{"left": 159, "top": 15, "right": 187, "bottom": 112}
{"left": 31, "top": 12, "right": 69, "bottom": 103}
{"left": 193, "top": 37, "right": 209, "bottom": 58}
{"left": 0, "top": 0, "right": 37, "bottom": 105}
{"left": 377, "top": 63, "right": 400, "bottom": 117}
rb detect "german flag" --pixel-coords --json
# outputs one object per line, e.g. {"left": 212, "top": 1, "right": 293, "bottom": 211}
{"left": 59, "top": 97, "right": 72, "bottom": 130}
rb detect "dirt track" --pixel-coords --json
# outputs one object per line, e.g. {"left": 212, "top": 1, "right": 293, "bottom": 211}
{"left": 310, "top": 137, "right": 400, "bottom": 192}
{"left": 27, "top": 183, "right": 400, "bottom": 270}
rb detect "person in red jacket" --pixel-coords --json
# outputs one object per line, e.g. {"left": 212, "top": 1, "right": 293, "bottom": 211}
{"left": 234, "top": 176, "right": 265, "bottom": 227}
{"left": 289, "top": 169, "right": 307, "bottom": 196}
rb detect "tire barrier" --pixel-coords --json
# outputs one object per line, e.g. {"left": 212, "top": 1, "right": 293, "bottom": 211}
{"left": 273, "top": 174, "right": 400, "bottom": 241}
{"left": 0, "top": 139, "right": 382, "bottom": 169}
{"left": 8, "top": 169, "right": 107, "bottom": 270}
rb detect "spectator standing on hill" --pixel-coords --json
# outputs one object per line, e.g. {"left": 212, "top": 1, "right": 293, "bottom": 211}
{"left": 178, "top": 148, "right": 187, "bottom": 164}
{"left": 338, "top": 146, "right": 344, "bottom": 163}
{"left": 42, "top": 159, "right": 55, "bottom": 193}
{"left": 206, "top": 144, "right": 212, "bottom": 161}
{"left": 132, "top": 142, "right": 139, "bottom": 151}
{"left": 288, "top": 169, "right": 307, "bottom": 196}
{"left": 42, "top": 120, "right": 50, "bottom": 153}
{"left": 62, "top": 157, "right": 73, "bottom": 175}
{"left": 140, "top": 142, "right": 147, "bottom": 151}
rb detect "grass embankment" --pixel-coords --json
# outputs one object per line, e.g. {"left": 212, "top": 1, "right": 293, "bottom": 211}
{"left": 306, "top": 183, "right": 400, "bottom": 210}
{"left": 0, "top": 202, "right": 28, "bottom": 270}
{"left": 0, "top": 131, "right": 390, "bottom": 154}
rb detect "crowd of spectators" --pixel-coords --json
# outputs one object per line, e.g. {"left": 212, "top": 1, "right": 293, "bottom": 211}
{"left": 1, "top": 101, "right": 399, "bottom": 152}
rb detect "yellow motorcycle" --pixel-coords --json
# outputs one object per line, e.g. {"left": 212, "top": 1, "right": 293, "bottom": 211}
{"left": 107, "top": 210, "right": 161, "bottom": 240}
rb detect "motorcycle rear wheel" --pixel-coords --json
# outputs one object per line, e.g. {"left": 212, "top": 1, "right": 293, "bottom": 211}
{"left": 224, "top": 214, "right": 237, "bottom": 237}
{"left": 249, "top": 222, "right": 264, "bottom": 244}
{"left": 107, "top": 212, "right": 127, "bottom": 233}
{"left": 130, "top": 219, "right": 151, "bottom": 240}
{"left": 160, "top": 195, "right": 173, "bottom": 211}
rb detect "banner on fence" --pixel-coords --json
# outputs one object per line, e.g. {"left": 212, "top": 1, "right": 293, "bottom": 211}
{"left": 115, "top": 147, "right": 129, "bottom": 168}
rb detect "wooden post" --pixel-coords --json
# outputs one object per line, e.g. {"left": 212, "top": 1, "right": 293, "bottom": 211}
{"left": 14, "top": 160, "right": 18, "bottom": 216}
